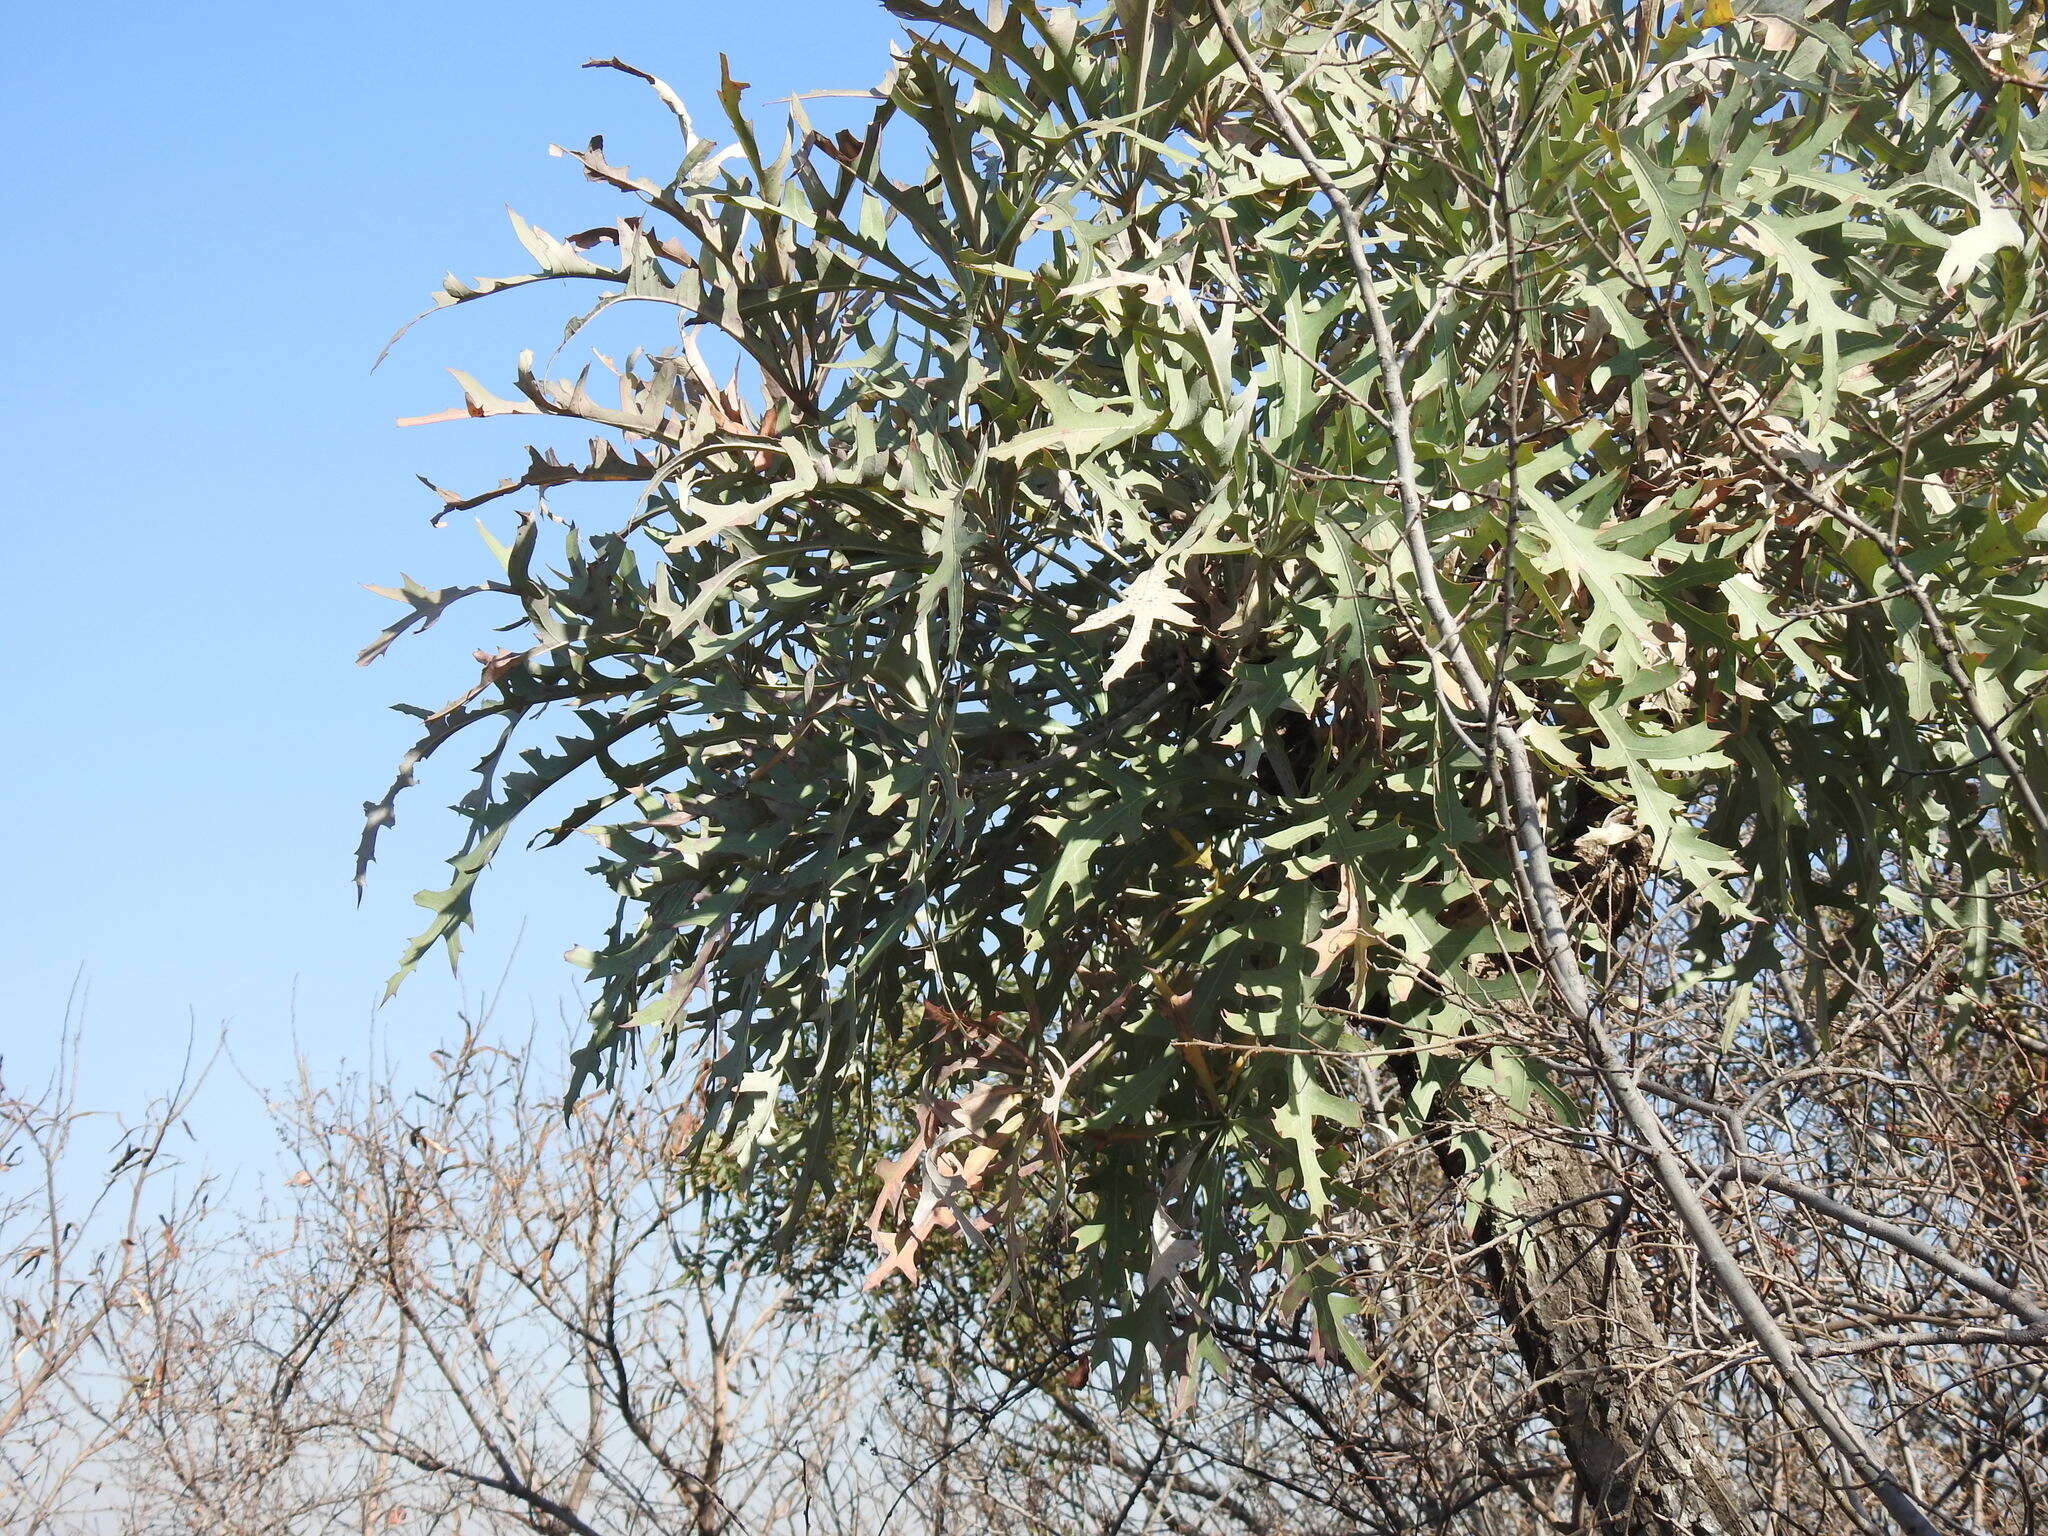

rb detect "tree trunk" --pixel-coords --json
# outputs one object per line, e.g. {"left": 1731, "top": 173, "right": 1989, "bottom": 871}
{"left": 1476, "top": 1128, "right": 1752, "bottom": 1536}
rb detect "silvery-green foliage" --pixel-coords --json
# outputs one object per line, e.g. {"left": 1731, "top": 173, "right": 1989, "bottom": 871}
{"left": 366, "top": 1, "right": 2048, "bottom": 1370}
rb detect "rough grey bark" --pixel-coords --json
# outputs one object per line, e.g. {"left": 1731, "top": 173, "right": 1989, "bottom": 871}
{"left": 1478, "top": 1131, "right": 1752, "bottom": 1536}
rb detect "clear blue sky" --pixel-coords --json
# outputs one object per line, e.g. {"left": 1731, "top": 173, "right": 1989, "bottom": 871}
{"left": 2, "top": 2, "right": 909, "bottom": 1131}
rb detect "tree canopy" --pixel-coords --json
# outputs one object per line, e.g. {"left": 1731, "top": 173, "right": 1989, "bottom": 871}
{"left": 366, "top": 4, "right": 2048, "bottom": 1529}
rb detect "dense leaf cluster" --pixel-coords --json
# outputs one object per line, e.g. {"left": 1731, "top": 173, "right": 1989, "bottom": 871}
{"left": 367, "top": 0, "right": 2048, "bottom": 1378}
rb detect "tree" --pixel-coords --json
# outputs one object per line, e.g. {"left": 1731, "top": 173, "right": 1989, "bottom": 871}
{"left": 365, "top": 3, "right": 2048, "bottom": 1531}
{"left": 115, "top": 1034, "right": 900, "bottom": 1536}
{"left": 6, "top": 1032, "right": 965, "bottom": 1536}
{"left": 1, "top": 1042, "right": 210, "bottom": 1534}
